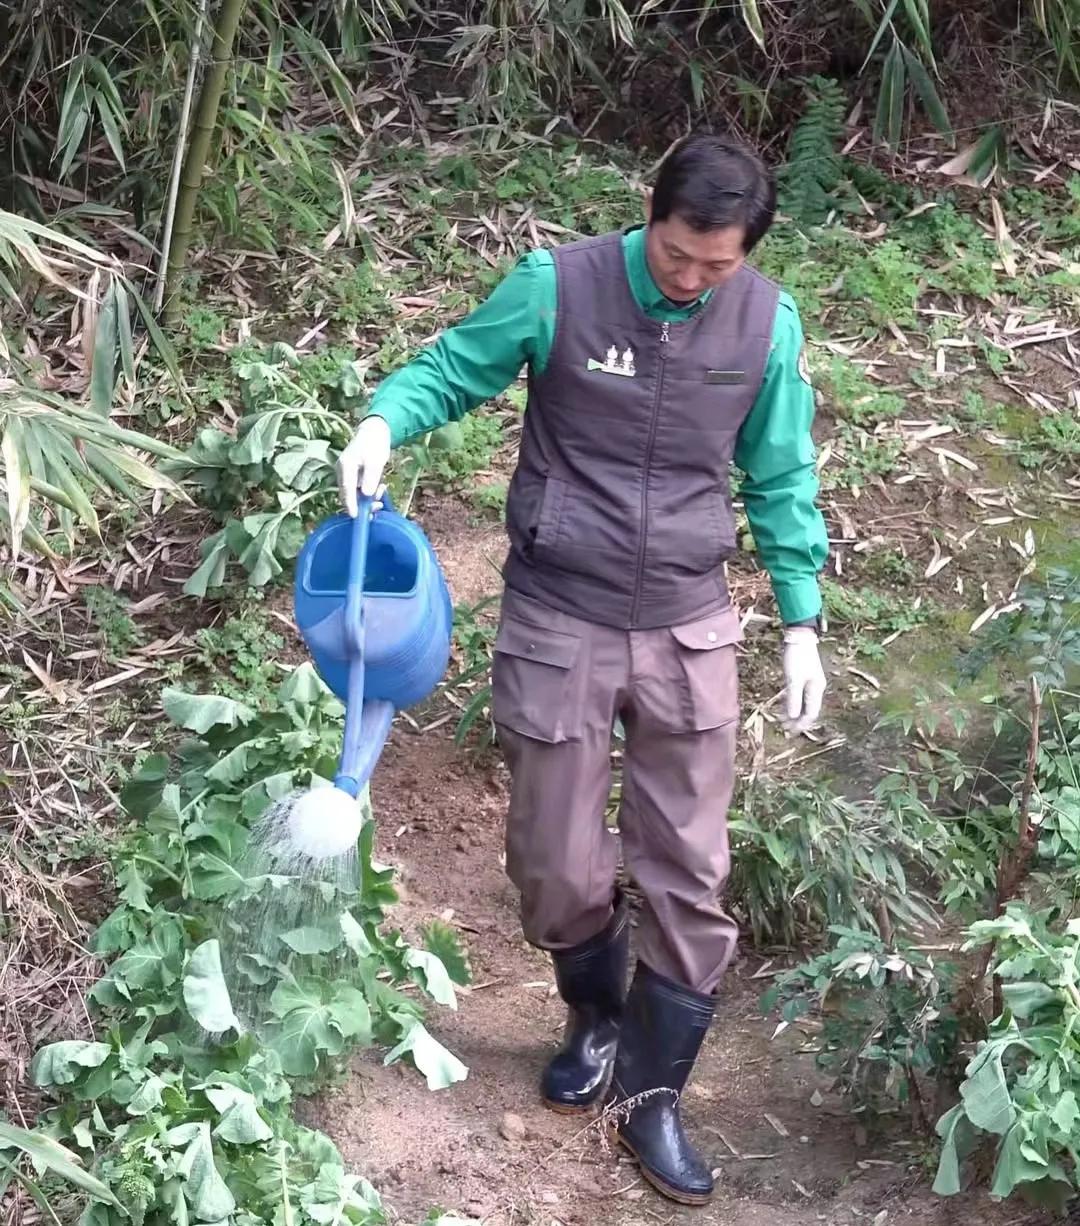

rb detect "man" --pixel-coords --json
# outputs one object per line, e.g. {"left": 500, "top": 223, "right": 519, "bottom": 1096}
{"left": 337, "top": 135, "right": 828, "bottom": 1206}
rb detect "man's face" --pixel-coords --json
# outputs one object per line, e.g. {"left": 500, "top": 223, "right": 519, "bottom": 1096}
{"left": 644, "top": 210, "right": 747, "bottom": 304}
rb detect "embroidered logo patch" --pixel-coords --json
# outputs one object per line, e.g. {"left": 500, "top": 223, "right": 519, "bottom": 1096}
{"left": 587, "top": 345, "right": 636, "bottom": 377}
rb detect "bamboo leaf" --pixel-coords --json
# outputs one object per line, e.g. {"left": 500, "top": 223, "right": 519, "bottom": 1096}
{"left": 859, "top": 0, "right": 902, "bottom": 72}
{"left": 90, "top": 279, "right": 119, "bottom": 415}
{"left": 48, "top": 454, "right": 101, "bottom": 537}
{"left": 901, "top": 45, "right": 951, "bottom": 136}
{"left": 94, "top": 91, "right": 127, "bottom": 173}
{"left": 87, "top": 55, "right": 127, "bottom": 120}
{"left": 91, "top": 446, "right": 187, "bottom": 498}
{"left": 115, "top": 281, "right": 136, "bottom": 385}
{"left": 129, "top": 285, "right": 184, "bottom": 386}
{"left": 0, "top": 1122, "right": 120, "bottom": 1206}
{"left": 901, "top": 0, "right": 935, "bottom": 64}
{"left": 739, "top": 0, "right": 766, "bottom": 51}
{"left": 1, "top": 417, "right": 32, "bottom": 555}
{"left": 875, "top": 40, "right": 907, "bottom": 147}
{"left": 57, "top": 107, "right": 90, "bottom": 181}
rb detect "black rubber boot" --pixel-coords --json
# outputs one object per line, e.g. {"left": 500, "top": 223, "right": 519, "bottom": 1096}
{"left": 607, "top": 963, "right": 717, "bottom": 1205}
{"left": 541, "top": 896, "right": 630, "bottom": 1113}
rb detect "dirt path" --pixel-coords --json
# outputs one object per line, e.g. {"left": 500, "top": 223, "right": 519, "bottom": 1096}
{"left": 297, "top": 494, "right": 1049, "bottom": 1226}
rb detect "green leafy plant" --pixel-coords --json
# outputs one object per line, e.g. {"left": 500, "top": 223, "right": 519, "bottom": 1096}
{"left": 822, "top": 580, "right": 935, "bottom": 658}
{"left": 728, "top": 778, "right": 942, "bottom": 947}
{"left": 445, "top": 595, "right": 501, "bottom": 748}
{"left": 30, "top": 664, "right": 470, "bottom": 1221}
{"left": 778, "top": 77, "right": 849, "bottom": 225}
{"left": 934, "top": 904, "right": 1080, "bottom": 1210}
{"left": 192, "top": 603, "right": 285, "bottom": 703}
{"left": 763, "top": 926, "right": 963, "bottom": 1117}
{"left": 84, "top": 586, "right": 146, "bottom": 660}
{"left": 175, "top": 346, "right": 360, "bottom": 594}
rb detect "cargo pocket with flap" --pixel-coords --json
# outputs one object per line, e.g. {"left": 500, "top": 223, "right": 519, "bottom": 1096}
{"left": 491, "top": 616, "right": 584, "bottom": 743}
{"left": 666, "top": 606, "right": 743, "bottom": 732}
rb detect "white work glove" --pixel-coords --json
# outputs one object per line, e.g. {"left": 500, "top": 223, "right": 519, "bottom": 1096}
{"left": 336, "top": 416, "right": 391, "bottom": 517}
{"left": 782, "top": 626, "right": 827, "bottom": 735}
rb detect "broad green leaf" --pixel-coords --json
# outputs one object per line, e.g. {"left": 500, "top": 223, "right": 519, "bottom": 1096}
{"left": 280, "top": 925, "right": 344, "bottom": 955}
{"left": 190, "top": 850, "right": 248, "bottom": 901}
{"left": 960, "top": 1043, "right": 1015, "bottom": 1134}
{"left": 163, "top": 688, "right": 255, "bottom": 734}
{"left": 205, "top": 740, "right": 264, "bottom": 787}
{"left": 114, "top": 858, "right": 153, "bottom": 913}
{"left": 0, "top": 1122, "right": 120, "bottom": 1206}
{"left": 278, "top": 662, "right": 333, "bottom": 707}
{"left": 184, "top": 529, "right": 231, "bottom": 597}
{"left": 236, "top": 953, "right": 276, "bottom": 986}
{"left": 932, "top": 1104, "right": 966, "bottom": 1195}
{"left": 340, "top": 911, "right": 373, "bottom": 958}
{"left": 405, "top": 948, "right": 457, "bottom": 1009}
{"left": 204, "top": 1085, "right": 273, "bottom": 1144}
{"left": 102, "top": 916, "right": 183, "bottom": 996}
{"left": 327, "top": 984, "right": 371, "bottom": 1043}
{"left": 269, "top": 1001, "right": 343, "bottom": 1076}
{"left": 1051, "top": 1090, "right": 1079, "bottom": 1135}
{"left": 384, "top": 1020, "right": 468, "bottom": 1091}
{"left": 183, "top": 941, "right": 242, "bottom": 1035}
{"left": 423, "top": 922, "right": 471, "bottom": 987}
{"left": 127, "top": 1074, "right": 166, "bottom": 1116}
{"left": 232, "top": 412, "right": 285, "bottom": 466}
{"left": 1000, "top": 981, "right": 1060, "bottom": 1018}
{"left": 119, "top": 752, "right": 169, "bottom": 820}
{"left": 30, "top": 1041, "right": 112, "bottom": 1088}
{"left": 175, "top": 1122, "right": 236, "bottom": 1221}
{"left": 990, "top": 1122, "right": 1065, "bottom": 1199}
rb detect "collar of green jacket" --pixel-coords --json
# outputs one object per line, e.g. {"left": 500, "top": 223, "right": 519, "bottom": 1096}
{"left": 622, "top": 224, "right": 712, "bottom": 321}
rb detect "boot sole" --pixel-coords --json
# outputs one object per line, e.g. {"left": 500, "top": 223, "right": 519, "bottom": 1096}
{"left": 541, "top": 1066, "right": 613, "bottom": 1115}
{"left": 610, "top": 1128, "right": 714, "bottom": 1206}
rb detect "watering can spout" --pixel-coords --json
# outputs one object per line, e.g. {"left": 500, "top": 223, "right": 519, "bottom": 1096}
{"left": 333, "top": 699, "right": 395, "bottom": 797}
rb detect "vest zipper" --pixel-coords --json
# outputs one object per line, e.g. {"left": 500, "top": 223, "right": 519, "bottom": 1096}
{"left": 630, "top": 322, "right": 670, "bottom": 626}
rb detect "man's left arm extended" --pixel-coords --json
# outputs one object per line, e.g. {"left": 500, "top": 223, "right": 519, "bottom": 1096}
{"left": 733, "top": 294, "right": 829, "bottom": 730}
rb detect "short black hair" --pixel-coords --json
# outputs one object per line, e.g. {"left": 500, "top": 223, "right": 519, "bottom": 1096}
{"left": 650, "top": 135, "right": 776, "bottom": 253}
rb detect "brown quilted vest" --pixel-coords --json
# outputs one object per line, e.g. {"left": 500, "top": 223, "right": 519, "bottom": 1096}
{"left": 502, "top": 228, "right": 780, "bottom": 630}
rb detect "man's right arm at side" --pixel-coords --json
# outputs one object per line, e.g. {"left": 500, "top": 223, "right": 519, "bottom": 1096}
{"left": 337, "top": 252, "right": 554, "bottom": 512}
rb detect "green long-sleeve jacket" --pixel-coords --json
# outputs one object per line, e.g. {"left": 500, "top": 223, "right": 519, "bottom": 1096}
{"left": 369, "top": 226, "right": 828, "bottom": 624}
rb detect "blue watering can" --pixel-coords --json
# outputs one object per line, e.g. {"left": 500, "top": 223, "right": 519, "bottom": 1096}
{"left": 294, "top": 494, "right": 453, "bottom": 796}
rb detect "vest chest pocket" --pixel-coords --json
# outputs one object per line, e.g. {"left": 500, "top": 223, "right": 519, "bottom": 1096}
{"left": 492, "top": 616, "right": 585, "bottom": 743}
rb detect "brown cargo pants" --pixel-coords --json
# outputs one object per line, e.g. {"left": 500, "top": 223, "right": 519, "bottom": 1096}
{"left": 492, "top": 588, "right": 742, "bottom": 995}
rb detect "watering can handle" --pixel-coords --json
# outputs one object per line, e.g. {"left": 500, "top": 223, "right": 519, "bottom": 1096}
{"left": 344, "top": 495, "right": 373, "bottom": 658}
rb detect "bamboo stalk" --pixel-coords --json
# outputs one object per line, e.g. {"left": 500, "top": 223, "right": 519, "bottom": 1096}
{"left": 154, "top": 0, "right": 210, "bottom": 313}
{"left": 161, "top": 0, "right": 248, "bottom": 325}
